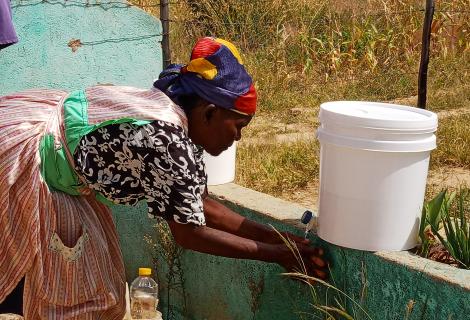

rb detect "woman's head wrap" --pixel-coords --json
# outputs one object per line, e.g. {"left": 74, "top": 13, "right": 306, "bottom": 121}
{"left": 153, "top": 37, "right": 257, "bottom": 115}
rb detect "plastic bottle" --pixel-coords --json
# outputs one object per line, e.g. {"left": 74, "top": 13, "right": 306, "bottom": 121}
{"left": 130, "top": 267, "right": 159, "bottom": 319}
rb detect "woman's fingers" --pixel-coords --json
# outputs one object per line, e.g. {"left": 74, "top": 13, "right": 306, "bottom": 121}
{"left": 278, "top": 243, "right": 329, "bottom": 281}
{"left": 311, "top": 256, "right": 326, "bottom": 268}
{"left": 300, "top": 245, "right": 324, "bottom": 258}
{"left": 300, "top": 246, "right": 329, "bottom": 280}
{"left": 313, "top": 268, "right": 328, "bottom": 280}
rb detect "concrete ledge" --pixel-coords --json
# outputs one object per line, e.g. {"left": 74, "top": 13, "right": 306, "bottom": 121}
{"left": 210, "top": 183, "right": 470, "bottom": 290}
{"left": 209, "top": 183, "right": 310, "bottom": 226}
{"left": 375, "top": 251, "right": 470, "bottom": 290}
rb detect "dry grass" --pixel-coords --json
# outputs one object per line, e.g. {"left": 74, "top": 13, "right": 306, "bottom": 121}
{"left": 135, "top": 0, "right": 469, "bottom": 199}
{"left": 236, "top": 140, "right": 320, "bottom": 196}
{"left": 432, "top": 113, "right": 470, "bottom": 169}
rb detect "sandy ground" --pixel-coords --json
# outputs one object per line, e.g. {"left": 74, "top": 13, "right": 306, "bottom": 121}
{"left": 276, "top": 167, "right": 470, "bottom": 211}
{"left": 427, "top": 167, "right": 470, "bottom": 192}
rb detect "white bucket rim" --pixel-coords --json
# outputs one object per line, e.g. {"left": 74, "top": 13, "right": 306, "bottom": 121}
{"left": 320, "top": 101, "right": 438, "bottom": 132}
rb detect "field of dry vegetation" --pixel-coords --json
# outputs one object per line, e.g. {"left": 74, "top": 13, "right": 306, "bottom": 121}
{"left": 137, "top": 0, "right": 469, "bottom": 209}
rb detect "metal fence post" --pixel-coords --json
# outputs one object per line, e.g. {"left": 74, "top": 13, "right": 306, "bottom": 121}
{"left": 418, "top": 0, "right": 435, "bottom": 109}
{"left": 160, "top": 0, "right": 171, "bottom": 68}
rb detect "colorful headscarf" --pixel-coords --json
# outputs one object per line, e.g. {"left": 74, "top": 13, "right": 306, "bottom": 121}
{"left": 153, "top": 37, "right": 257, "bottom": 115}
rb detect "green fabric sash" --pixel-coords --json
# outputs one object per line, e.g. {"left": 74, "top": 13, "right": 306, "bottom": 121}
{"left": 39, "top": 89, "right": 151, "bottom": 201}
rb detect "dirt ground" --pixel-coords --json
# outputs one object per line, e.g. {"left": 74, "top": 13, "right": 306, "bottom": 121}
{"left": 275, "top": 168, "right": 470, "bottom": 211}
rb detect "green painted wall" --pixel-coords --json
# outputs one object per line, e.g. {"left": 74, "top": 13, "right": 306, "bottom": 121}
{"left": 112, "top": 203, "right": 158, "bottom": 282}
{"left": 0, "top": 0, "right": 163, "bottom": 281}
{"left": 0, "top": 0, "right": 162, "bottom": 95}
{"left": 147, "top": 186, "right": 469, "bottom": 320}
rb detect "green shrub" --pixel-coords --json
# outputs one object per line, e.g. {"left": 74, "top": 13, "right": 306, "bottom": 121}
{"left": 419, "top": 188, "right": 470, "bottom": 269}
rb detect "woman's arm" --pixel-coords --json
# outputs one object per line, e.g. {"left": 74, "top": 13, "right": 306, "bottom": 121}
{"left": 203, "top": 196, "right": 308, "bottom": 245}
{"left": 167, "top": 220, "right": 327, "bottom": 279}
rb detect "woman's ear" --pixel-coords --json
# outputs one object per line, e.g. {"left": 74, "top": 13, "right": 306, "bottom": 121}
{"left": 203, "top": 104, "right": 217, "bottom": 124}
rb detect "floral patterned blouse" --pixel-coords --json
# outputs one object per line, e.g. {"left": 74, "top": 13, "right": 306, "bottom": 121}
{"left": 73, "top": 120, "right": 207, "bottom": 226}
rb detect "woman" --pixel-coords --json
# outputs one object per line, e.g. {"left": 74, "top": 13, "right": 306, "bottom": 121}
{"left": 0, "top": 37, "right": 326, "bottom": 319}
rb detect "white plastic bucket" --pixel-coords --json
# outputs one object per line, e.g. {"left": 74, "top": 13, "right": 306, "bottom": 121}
{"left": 316, "top": 101, "right": 438, "bottom": 251}
{"left": 203, "top": 143, "right": 237, "bottom": 185}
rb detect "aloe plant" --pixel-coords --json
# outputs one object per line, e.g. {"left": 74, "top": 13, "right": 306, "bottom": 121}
{"left": 418, "top": 190, "right": 446, "bottom": 257}
{"left": 419, "top": 188, "right": 470, "bottom": 269}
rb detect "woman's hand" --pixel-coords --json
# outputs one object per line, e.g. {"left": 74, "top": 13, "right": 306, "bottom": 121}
{"left": 276, "top": 243, "right": 328, "bottom": 280}
{"left": 203, "top": 197, "right": 311, "bottom": 247}
{"left": 168, "top": 220, "right": 328, "bottom": 280}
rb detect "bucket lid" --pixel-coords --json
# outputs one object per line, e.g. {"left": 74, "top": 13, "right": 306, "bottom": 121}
{"left": 320, "top": 101, "right": 438, "bottom": 132}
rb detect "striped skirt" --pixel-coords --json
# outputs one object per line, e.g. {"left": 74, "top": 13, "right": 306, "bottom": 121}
{"left": 0, "top": 90, "right": 126, "bottom": 319}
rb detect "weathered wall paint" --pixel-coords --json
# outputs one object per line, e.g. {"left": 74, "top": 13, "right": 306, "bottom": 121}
{"left": 0, "top": 0, "right": 163, "bottom": 281}
{"left": 0, "top": 0, "right": 162, "bottom": 95}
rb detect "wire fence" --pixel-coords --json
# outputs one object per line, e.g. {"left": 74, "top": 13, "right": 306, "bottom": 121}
{"left": 168, "top": 9, "right": 468, "bottom": 67}
{"left": 11, "top": 1, "right": 469, "bottom": 25}
{"left": 11, "top": 0, "right": 182, "bottom": 9}
{"left": 11, "top": 0, "right": 470, "bottom": 13}
{"left": 10, "top": 0, "right": 468, "bottom": 68}
{"left": 164, "top": 6, "right": 469, "bottom": 39}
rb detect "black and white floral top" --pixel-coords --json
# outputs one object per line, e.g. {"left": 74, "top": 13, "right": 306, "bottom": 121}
{"left": 73, "top": 120, "right": 207, "bottom": 226}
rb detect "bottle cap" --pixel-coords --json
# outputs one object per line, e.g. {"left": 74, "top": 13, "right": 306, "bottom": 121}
{"left": 138, "top": 267, "right": 152, "bottom": 276}
{"left": 300, "top": 210, "right": 313, "bottom": 224}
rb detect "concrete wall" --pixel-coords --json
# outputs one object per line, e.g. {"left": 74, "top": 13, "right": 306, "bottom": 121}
{"left": 0, "top": 0, "right": 163, "bottom": 95}
{"left": 139, "top": 184, "right": 469, "bottom": 320}
{"left": 0, "top": 0, "right": 163, "bottom": 279}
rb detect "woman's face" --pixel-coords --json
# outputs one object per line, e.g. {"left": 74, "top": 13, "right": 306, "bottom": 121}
{"left": 188, "top": 104, "right": 252, "bottom": 156}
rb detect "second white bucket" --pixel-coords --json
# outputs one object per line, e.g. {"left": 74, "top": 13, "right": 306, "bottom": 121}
{"left": 203, "top": 143, "right": 237, "bottom": 185}
{"left": 316, "top": 101, "right": 438, "bottom": 251}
